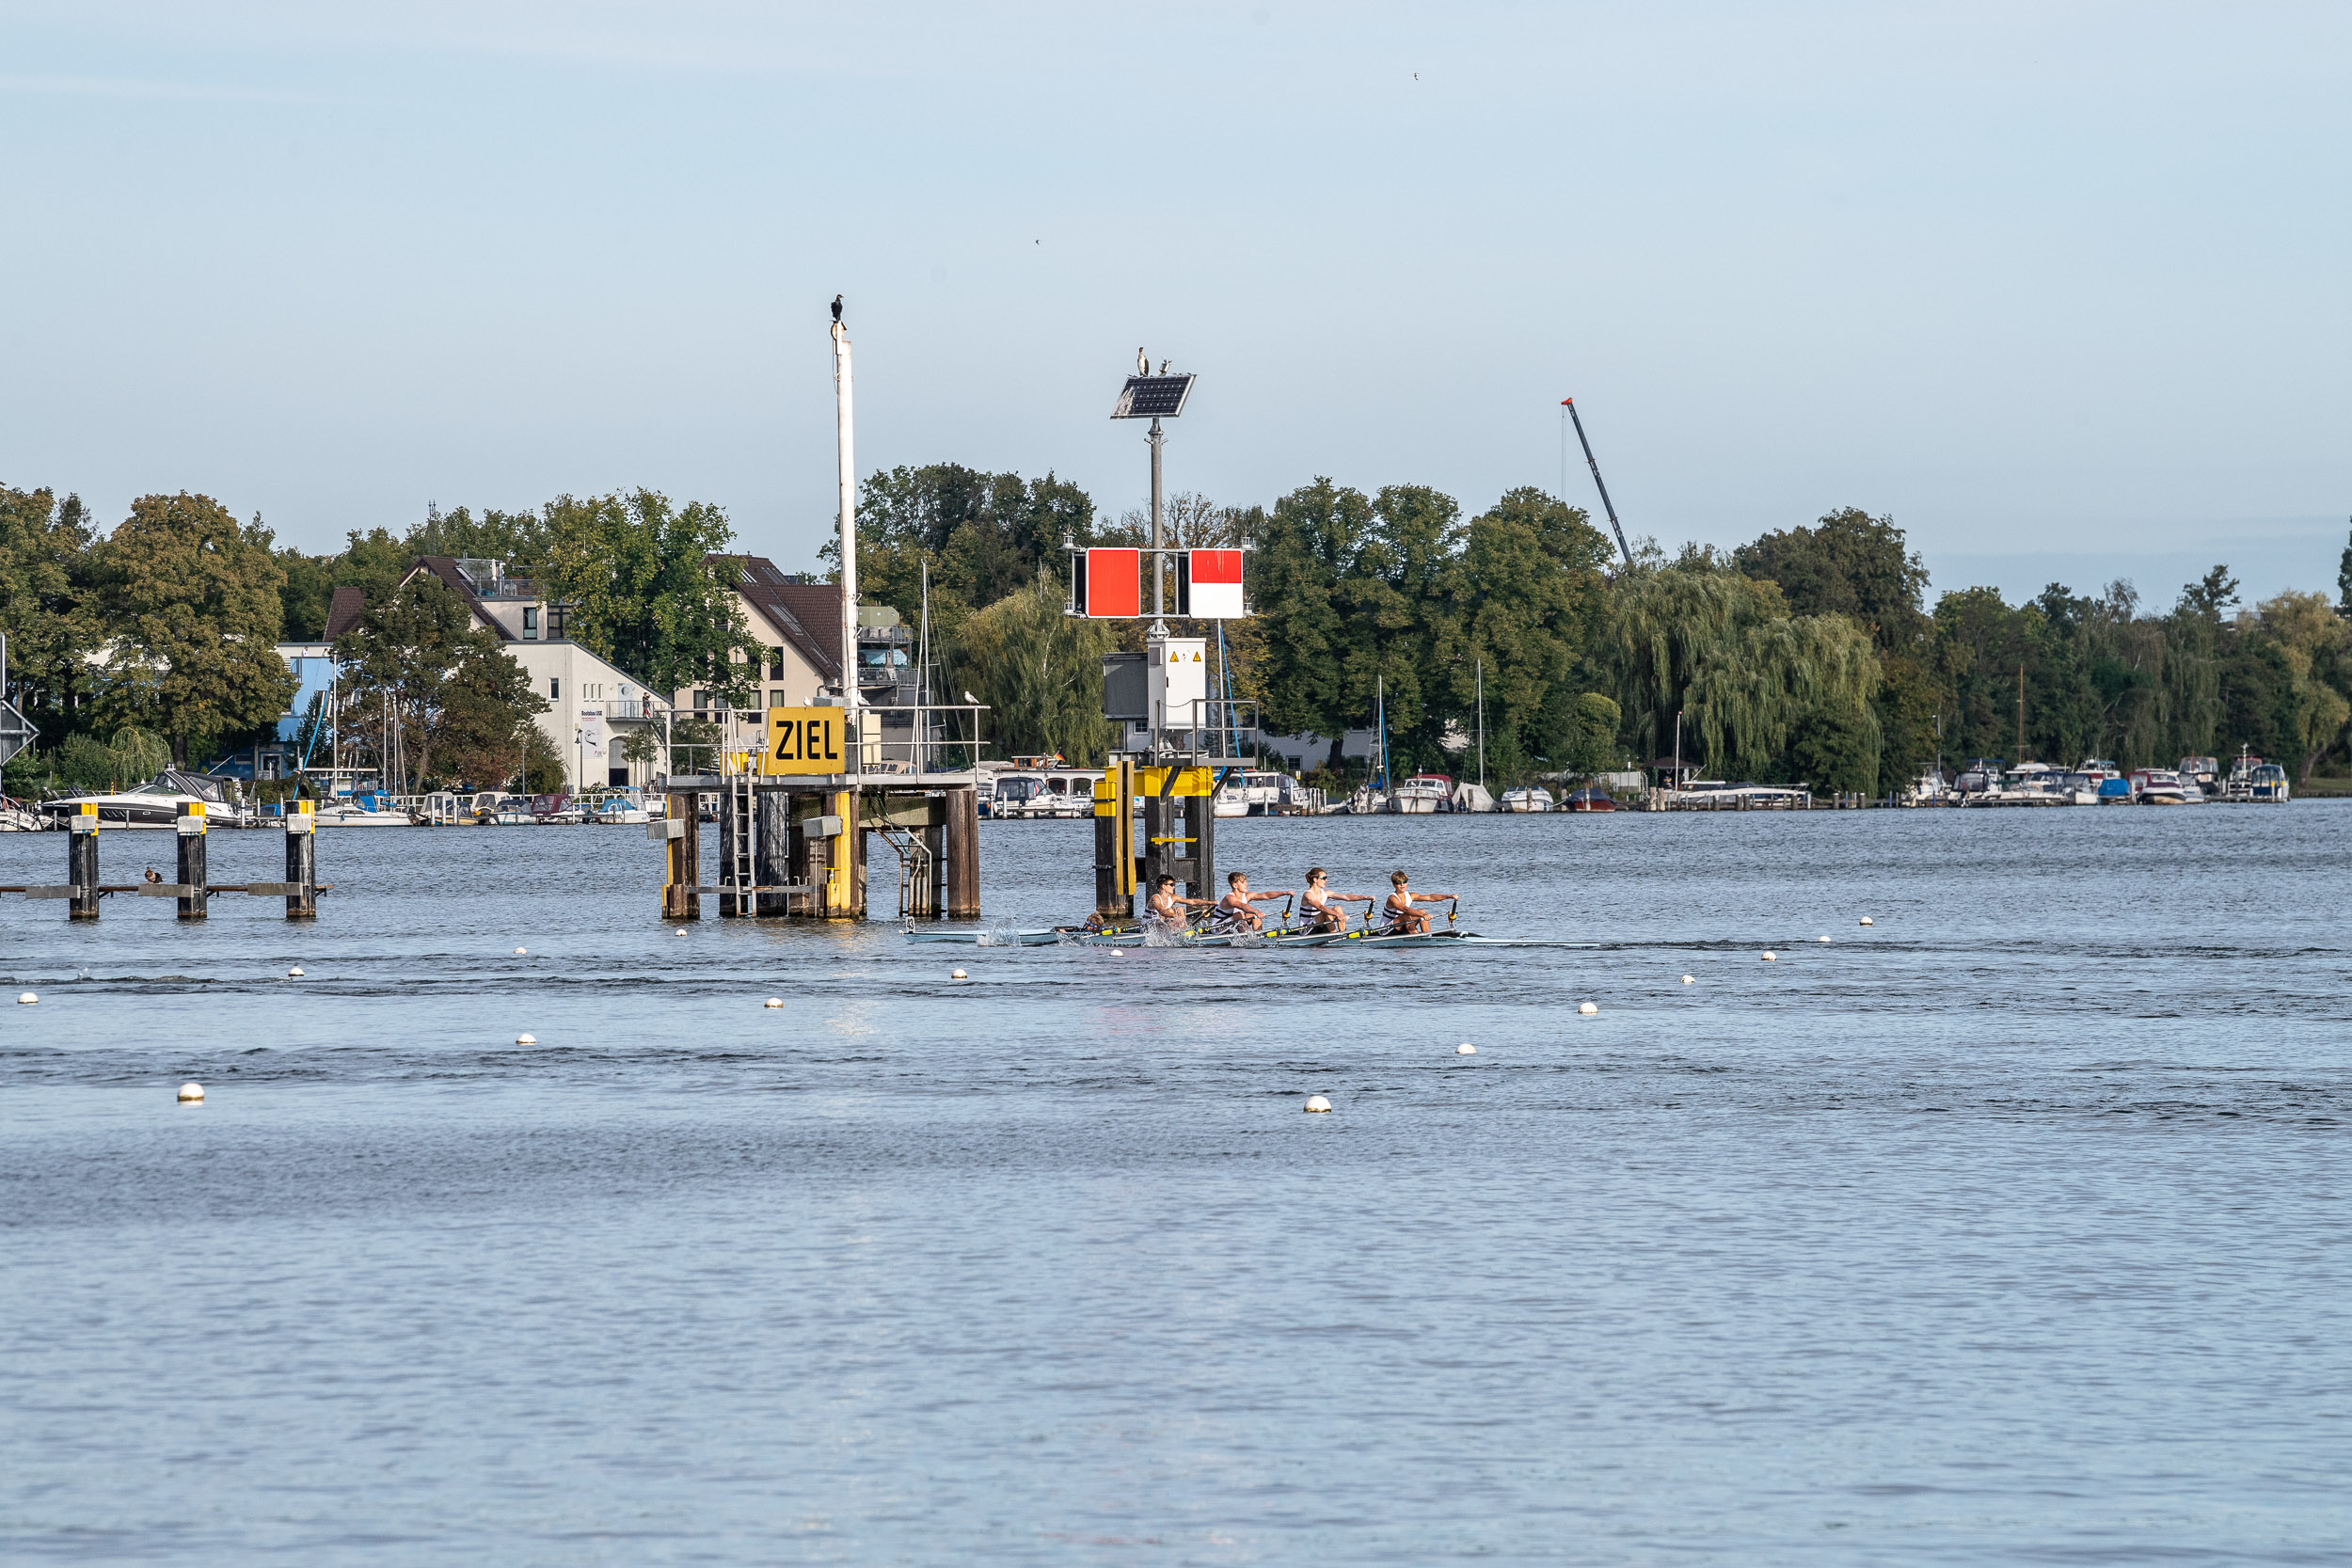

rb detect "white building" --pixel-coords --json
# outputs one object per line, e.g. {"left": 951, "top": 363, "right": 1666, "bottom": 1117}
{"left": 298, "top": 557, "right": 675, "bottom": 795}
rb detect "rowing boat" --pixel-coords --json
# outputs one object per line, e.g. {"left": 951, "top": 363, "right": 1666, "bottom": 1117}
{"left": 902, "top": 927, "right": 1063, "bottom": 946}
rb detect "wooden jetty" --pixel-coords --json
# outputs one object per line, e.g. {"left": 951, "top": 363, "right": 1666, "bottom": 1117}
{"left": 2, "top": 800, "right": 326, "bottom": 919}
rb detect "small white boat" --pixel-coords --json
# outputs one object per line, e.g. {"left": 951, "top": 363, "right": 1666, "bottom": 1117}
{"left": 2132, "top": 768, "right": 2192, "bottom": 805}
{"left": 0, "top": 794, "right": 46, "bottom": 831}
{"left": 1452, "top": 781, "right": 1497, "bottom": 814}
{"left": 1501, "top": 785, "right": 1554, "bottom": 813}
{"left": 311, "top": 793, "right": 413, "bottom": 827}
{"left": 1384, "top": 774, "right": 1452, "bottom": 814}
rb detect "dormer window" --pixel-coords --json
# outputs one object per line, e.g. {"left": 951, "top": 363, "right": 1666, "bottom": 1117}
{"left": 523, "top": 607, "right": 538, "bottom": 640}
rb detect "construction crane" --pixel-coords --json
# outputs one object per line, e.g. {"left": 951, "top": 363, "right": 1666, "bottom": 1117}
{"left": 1561, "top": 397, "right": 1632, "bottom": 566}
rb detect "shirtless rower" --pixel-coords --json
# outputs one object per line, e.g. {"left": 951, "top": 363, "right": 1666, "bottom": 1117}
{"left": 1298, "top": 867, "right": 1371, "bottom": 933}
{"left": 1213, "top": 871, "right": 1294, "bottom": 933}
{"left": 1382, "top": 870, "right": 1456, "bottom": 934}
{"left": 1145, "top": 874, "right": 1213, "bottom": 929}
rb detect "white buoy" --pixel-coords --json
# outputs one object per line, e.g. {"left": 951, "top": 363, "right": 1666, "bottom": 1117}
{"left": 763, "top": 997, "right": 782, "bottom": 1008}
{"left": 1819, "top": 935, "right": 1831, "bottom": 943}
{"left": 1455, "top": 1042, "right": 1477, "bottom": 1054}
{"left": 951, "top": 968, "right": 968, "bottom": 980}
{"left": 675, "top": 927, "right": 688, "bottom": 937}
{"left": 15, "top": 991, "right": 35, "bottom": 1005}
{"left": 1579, "top": 1001, "right": 1598, "bottom": 1016}
{"left": 1111, "top": 948, "right": 1126, "bottom": 955}
{"left": 1761, "top": 951, "right": 1777, "bottom": 961}
{"left": 516, "top": 1033, "right": 537, "bottom": 1045}
{"left": 514, "top": 947, "right": 528, "bottom": 956}
{"left": 287, "top": 967, "right": 304, "bottom": 977}
{"left": 177, "top": 1082, "right": 203, "bottom": 1101}
{"left": 1681, "top": 974, "right": 1694, "bottom": 985}
{"left": 1859, "top": 916, "right": 1873, "bottom": 927}
{"left": 1304, "top": 1094, "right": 1333, "bottom": 1113}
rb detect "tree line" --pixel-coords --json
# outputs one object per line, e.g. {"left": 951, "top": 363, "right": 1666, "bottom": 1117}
{"left": 11, "top": 463, "right": 2348, "bottom": 798}
{"left": 1, "top": 483, "right": 761, "bottom": 795}
{"left": 851, "top": 463, "right": 2352, "bottom": 791}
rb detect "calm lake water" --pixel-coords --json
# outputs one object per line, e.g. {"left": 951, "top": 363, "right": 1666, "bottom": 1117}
{"left": 2, "top": 804, "right": 2347, "bottom": 1565}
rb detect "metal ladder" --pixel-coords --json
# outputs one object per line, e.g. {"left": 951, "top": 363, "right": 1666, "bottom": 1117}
{"left": 870, "top": 822, "right": 934, "bottom": 918}
{"left": 724, "top": 772, "right": 756, "bottom": 911}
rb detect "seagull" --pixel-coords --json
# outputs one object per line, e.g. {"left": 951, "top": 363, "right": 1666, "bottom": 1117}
{"left": 831, "top": 294, "right": 842, "bottom": 323}
{"left": 1159, "top": 359, "right": 1169, "bottom": 374}
{"left": 962, "top": 690, "right": 978, "bottom": 705}
{"left": 1136, "top": 347, "right": 1148, "bottom": 376}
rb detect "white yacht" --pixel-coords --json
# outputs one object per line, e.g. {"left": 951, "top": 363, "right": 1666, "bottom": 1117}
{"left": 1383, "top": 774, "right": 1452, "bottom": 814}
{"left": 1501, "top": 785, "right": 1554, "bottom": 813}
{"left": 37, "top": 770, "right": 254, "bottom": 830}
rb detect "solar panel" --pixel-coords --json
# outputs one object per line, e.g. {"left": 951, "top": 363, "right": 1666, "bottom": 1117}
{"left": 1109, "top": 373, "right": 1196, "bottom": 420}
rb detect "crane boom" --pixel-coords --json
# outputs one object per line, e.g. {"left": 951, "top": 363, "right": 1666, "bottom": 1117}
{"left": 1562, "top": 397, "right": 1631, "bottom": 566}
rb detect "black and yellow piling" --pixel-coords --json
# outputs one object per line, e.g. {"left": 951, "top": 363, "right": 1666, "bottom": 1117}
{"left": 283, "top": 799, "right": 317, "bottom": 919}
{"left": 68, "top": 803, "right": 99, "bottom": 921}
{"left": 175, "top": 801, "right": 207, "bottom": 919}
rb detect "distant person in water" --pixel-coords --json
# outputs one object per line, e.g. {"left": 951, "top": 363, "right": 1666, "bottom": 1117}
{"left": 1383, "top": 870, "right": 1454, "bottom": 934}
{"left": 1214, "top": 871, "right": 1294, "bottom": 933}
{"left": 1298, "top": 867, "right": 1370, "bottom": 933}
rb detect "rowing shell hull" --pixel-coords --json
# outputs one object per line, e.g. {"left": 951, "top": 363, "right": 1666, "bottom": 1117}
{"left": 903, "top": 928, "right": 1063, "bottom": 946}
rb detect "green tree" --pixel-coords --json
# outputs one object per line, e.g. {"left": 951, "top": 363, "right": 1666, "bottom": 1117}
{"left": 88, "top": 493, "right": 297, "bottom": 767}
{"left": 950, "top": 572, "right": 1117, "bottom": 764}
{"left": 538, "top": 489, "right": 761, "bottom": 701}
{"left": 333, "top": 573, "right": 545, "bottom": 791}
{"left": 0, "top": 484, "right": 100, "bottom": 729}
{"left": 1736, "top": 507, "right": 1930, "bottom": 651}
{"left": 1249, "top": 479, "right": 1375, "bottom": 765}
{"left": 1446, "top": 488, "right": 1611, "bottom": 780}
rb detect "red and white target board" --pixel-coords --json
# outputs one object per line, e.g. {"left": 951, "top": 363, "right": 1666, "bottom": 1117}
{"left": 1177, "top": 549, "right": 1247, "bottom": 619}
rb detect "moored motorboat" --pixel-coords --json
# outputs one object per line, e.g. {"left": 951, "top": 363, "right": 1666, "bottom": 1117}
{"left": 1501, "top": 785, "right": 1553, "bottom": 813}
{"left": 1383, "top": 774, "right": 1452, "bottom": 814}
{"left": 1562, "top": 786, "right": 1616, "bottom": 812}
{"left": 37, "top": 770, "right": 254, "bottom": 829}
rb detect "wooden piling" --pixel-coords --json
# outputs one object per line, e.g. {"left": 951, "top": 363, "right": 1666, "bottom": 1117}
{"left": 663, "top": 790, "right": 700, "bottom": 921}
{"left": 944, "top": 784, "right": 979, "bottom": 918}
{"left": 175, "top": 801, "right": 208, "bottom": 920}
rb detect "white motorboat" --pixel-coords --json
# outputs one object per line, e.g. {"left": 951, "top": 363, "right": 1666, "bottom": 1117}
{"left": 311, "top": 793, "right": 413, "bottom": 827}
{"left": 2131, "top": 768, "right": 2192, "bottom": 805}
{"left": 0, "top": 794, "right": 46, "bottom": 831}
{"left": 1501, "top": 785, "right": 1554, "bottom": 813}
{"left": 2221, "top": 748, "right": 2290, "bottom": 802}
{"left": 37, "top": 770, "right": 254, "bottom": 829}
{"left": 1452, "top": 781, "right": 1497, "bottom": 813}
{"left": 1383, "top": 774, "right": 1452, "bottom": 814}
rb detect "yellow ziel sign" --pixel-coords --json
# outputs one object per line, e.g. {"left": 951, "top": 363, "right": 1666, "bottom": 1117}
{"left": 763, "top": 707, "right": 846, "bottom": 775}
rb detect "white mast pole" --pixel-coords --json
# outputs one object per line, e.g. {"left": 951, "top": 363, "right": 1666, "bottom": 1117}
{"left": 833, "top": 316, "right": 859, "bottom": 774}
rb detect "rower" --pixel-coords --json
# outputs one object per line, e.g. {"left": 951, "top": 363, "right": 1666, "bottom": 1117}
{"left": 1299, "top": 867, "right": 1370, "bottom": 933}
{"left": 1213, "top": 871, "right": 1293, "bottom": 933}
{"left": 1146, "top": 874, "right": 1213, "bottom": 929}
{"left": 1382, "top": 870, "right": 1455, "bottom": 934}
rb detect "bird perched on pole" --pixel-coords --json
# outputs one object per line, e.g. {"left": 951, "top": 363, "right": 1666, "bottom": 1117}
{"left": 831, "top": 294, "right": 843, "bottom": 324}
{"left": 1136, "top": 347, "right": 1148, "bottom": 376}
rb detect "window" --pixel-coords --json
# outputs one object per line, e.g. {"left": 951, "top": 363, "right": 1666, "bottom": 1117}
{"left": 549, "top": 677, "right": 560, "bottom": 700}
{"left": 693, "top": 689, "right": 707, "bottom": 711}
{"left": 768, "top": 649, "right": 785, "bottom": 679}
{"left": 523, "top": 607, "right": 538, "bottom": 640}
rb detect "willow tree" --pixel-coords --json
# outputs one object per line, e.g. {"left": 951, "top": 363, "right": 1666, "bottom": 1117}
{"left": 1603, "top": 561, "right": 1880, "bottom": 780}
{"left": 1684, "top": 613, "right": 1881, "bottom": 781}
{"left": 951, "top": 572, "right": 1116, "bottom": 765}
{"left": 1601, "top": 563, "right": 1780, "bottom": 765}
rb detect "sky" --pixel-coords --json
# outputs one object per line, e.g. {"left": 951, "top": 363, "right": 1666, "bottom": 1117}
{"left": 4, "top": 1, "right": 2347, "bottom": 606}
